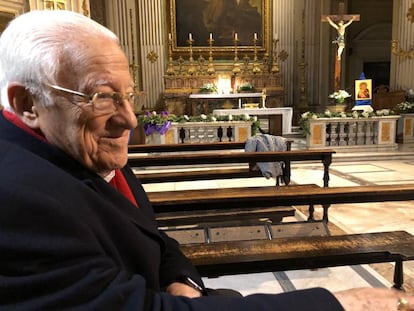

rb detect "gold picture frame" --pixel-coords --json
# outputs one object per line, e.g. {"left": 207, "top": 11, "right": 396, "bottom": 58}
{"left": 355, "top": 79, "right": 372, "bottom": 100}
{"left": 167, "top": 0, "right": 271, "bottom": 56}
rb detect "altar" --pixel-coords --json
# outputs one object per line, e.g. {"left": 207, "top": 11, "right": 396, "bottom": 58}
{"left": 213, "top": 107, "right": 293, "bottom": 135}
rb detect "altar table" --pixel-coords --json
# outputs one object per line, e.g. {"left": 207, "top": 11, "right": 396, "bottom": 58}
{"left": 213, "top": 107, "right": 293, "bottom": 135}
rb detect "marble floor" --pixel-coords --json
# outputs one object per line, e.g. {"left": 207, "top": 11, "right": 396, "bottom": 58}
{"left": 142, "top": 141, "right": 414, "bottom": 296}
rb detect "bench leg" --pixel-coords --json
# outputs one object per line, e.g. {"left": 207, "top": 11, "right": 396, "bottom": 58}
{"left": 393, "top": 259, "right": 404, "bottom": 290}
{"left": 308, "top": 204, "right": 315, "bottom": 221}
{"left": 322, "top": 204, "right": 330, "bottom": 222}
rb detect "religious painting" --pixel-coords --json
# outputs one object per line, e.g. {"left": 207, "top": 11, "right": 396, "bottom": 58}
{"left": 0, "top": 11, "right": 15, "bottom": 34}
{"left": 355, "top": 79, "right": 372, "bottom": 100}
{"left": 167, "top": 0, "right": 270, "bottom": 56}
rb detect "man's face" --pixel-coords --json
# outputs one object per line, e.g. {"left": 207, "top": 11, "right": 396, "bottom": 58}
{"left": 34, "top": 38, "right": 138, "bottom": 176}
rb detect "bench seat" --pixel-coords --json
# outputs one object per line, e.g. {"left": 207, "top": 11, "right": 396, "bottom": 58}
{"left": 180, "top": 230, "right": 414, "bottom": 289}
{"left": 156, "top": 206, "right": 296, "bottom": 227}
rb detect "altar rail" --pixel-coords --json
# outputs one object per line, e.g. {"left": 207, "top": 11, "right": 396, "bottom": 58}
{"left": 397, "top": 113, "right": 414, "bottom": 143}
{"left": 306, "top": 116, "right": 400, "bottom": 150}
{"left": 145, "top": 121, "right": 252, "bottom": 144}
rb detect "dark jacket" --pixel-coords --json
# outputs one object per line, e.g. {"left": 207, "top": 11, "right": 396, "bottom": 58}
{"left": 0, "top": 112, "right": 343, "bottom": 310}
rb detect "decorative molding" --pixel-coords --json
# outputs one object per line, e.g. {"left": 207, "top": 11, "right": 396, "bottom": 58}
{"left": 146, "top": 51, "right": 158, "bottom": 63}
{"left": 407, "top": 2, "right": 414, "bottom": 23}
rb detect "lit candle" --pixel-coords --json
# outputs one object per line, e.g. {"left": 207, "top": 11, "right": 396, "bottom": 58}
{"left": 209, "top": 33, "right": 213, "bottom": 40}
{"left": 254, "top": 33, "right": 257, "bottom": 40}
{"left": 168, "top": 33, "right": 172, "bottom": 41}
{"left": 189, "top": 33, "right": 192, "bottom": 40}
{"left": 234, "top": 32, "right": 238, "bottom": 40}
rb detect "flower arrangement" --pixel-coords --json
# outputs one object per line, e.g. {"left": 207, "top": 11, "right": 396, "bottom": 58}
{"left": 299, "top": 109, "right": 394, "bottom": 135}
{"left": 138, "top": 111, "right": 261, "bottom": 136}
{"left": 199, "top": 83, "right": 218, "bottom": 94}
{"left": 329, "top": 90, "right": 351, "bottom": 104}
{"left": 237, "top": 82, "right": 255, "bottom": 93}
{"left": 394, "top": 101, "right": 414, "bottom": 114}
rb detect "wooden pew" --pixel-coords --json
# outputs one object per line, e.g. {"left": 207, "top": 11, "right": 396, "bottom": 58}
{"left": 148, "top": 183, "right": 414, "bottom": 222}
{"left": 129, "top": 146, "right": 335, "bottom": 223}
{"left": 129, "top": 141, "right": 293, "bottom": 185}
{"left": 129, "top": 148, "right": 334, "bottom": 188}
{"left": 180, "top": 230, "right": 414, "bottom": 290}
{"left": 128, "top": 141, "right": 248, "bottom": 153}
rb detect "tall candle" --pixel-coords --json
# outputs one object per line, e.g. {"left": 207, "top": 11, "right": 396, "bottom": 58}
{"left": 189, "top": 33, "right": 192, "bottom": 40}
{"left": 235, "top": 32, "right": 238, "bottom": 40}
{"left": 254, "top": 33, "right": 257, "bottom": 40}
{"left": 168, "top": 33, "right": 172, "bottom": 41}
{"left": 209, "top": 33, "right": 213, "bottom": 40}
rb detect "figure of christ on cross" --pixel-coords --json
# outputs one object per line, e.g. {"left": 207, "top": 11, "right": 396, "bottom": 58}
{"left": 322, "top": 2, "right": 360, "bottom": 91}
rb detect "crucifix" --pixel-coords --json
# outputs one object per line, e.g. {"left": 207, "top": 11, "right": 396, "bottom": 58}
{"left": 322, "top": 2, "right": 360, "bottom": 91}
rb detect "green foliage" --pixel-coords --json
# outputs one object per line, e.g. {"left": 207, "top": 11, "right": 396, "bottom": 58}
{"left": 199, "top": 83, "right": 218, "bottom": 94}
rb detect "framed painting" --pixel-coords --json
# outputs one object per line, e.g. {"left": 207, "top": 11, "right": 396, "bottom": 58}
{"left": 167, "top": 0, "right": 271, "bottom": 56}
{"left": 355, "top": 79, "right": 372, "bottom": 100}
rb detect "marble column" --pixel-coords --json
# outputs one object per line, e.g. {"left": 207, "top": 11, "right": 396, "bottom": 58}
{"left": 390, "top": 0, "right": 414, "bottom": 91}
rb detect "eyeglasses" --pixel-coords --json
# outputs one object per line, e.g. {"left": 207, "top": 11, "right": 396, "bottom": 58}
{"left": 45, "top": 83, "right": 144, "bottom": 114}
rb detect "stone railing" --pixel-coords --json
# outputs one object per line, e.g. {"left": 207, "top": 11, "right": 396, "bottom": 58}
{"left": 397, "top": 113, "right": 414, "bottom": 143}
{"left": 145, "top": 121, "right": 252, "bottom": 144}
{"left": 306, "top": 116, "right": 400, "bottom": 151}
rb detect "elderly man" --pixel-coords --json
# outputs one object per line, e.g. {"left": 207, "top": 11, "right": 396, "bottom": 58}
{"left": 0, "top": 10, "right": 412, "bottom": 311}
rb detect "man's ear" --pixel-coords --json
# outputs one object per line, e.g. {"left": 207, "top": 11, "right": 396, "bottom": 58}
{"left": 7, "top": 83, "right": 40, "bottom": 129}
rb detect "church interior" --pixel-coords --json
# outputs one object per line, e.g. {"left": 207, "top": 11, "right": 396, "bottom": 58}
{"left": 2, "top": 0, "right": 414, "bottom": 297}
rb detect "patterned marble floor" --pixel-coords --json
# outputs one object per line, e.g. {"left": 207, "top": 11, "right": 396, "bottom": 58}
{"left": 142, "top": 141, "right": 414, "bottom": 296}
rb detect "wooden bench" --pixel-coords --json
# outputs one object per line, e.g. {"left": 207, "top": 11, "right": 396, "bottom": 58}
{"left": 129, "top": 145, "right": 334, "bottom": 223}
{"left": 129, "top": 148, "right": 334, "bottom": 188}
{"left": 129, "top": 141, "right": 293, "bottom": 185}
{"left": 148, "top": 183, "right": 414, "bottom": 222}
{"left": 180, "top": 230, "right": 414, "bottom": 290}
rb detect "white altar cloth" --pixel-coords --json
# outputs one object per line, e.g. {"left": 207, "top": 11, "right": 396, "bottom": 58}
{"left": 213, "top": 107, "right": 293, "bottom": 134}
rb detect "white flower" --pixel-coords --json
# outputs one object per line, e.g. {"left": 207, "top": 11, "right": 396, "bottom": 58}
{"left": 352, "top": 111, "right": 359, "bottom": 118}
{"left": 324, "top": 109, "right": 331, "bottom": 116}
{"left": 228, "top": 114, "right": 233, "bottom": 121}
{"left": 184, "top": 115, "right": 190, "bottom": 120}
{"left": 200, "top": 114, "right": 207, "bottom": 120}
{"left": 252, "top": 116, "right": 257, "bottom": 122}
{"left": 376, "top": 109, "right": 389, "bottom": 116}
{"left": 362, "top": 111, "right": 370, "bottom": 118}
{"left": 243, "top": 113, "right": 250, "bottom": 120}
{"left": 301, "top": 112, "right": 310, "bottom": 119}
{"left": 211, "top": 116, "right": 217, "bottom": 122}
{"left": 151, "top": 111, "right": 157, "bottom": 116}
{"left": 311, "top": 114, "right": 318, "bottom": 119}
{"left": 329, "top": 90, "right": 351, "bottom": 103}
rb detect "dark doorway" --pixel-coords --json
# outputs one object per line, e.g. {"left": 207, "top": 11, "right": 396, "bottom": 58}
{"left": 363, "top": 62, "right": 390, "bottom": 90}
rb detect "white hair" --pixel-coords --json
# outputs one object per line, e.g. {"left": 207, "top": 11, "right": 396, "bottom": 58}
{"left": 0, "top": 10, "right": 119, "bottom": 110}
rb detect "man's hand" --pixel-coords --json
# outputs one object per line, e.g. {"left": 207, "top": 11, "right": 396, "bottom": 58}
{"left": 166, "top": 282, "right": 202, "bottom": 298}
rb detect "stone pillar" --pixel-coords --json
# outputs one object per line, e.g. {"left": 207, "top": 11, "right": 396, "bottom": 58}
{"left": 390, "top": 0, "right": 414, "bottom": 90}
